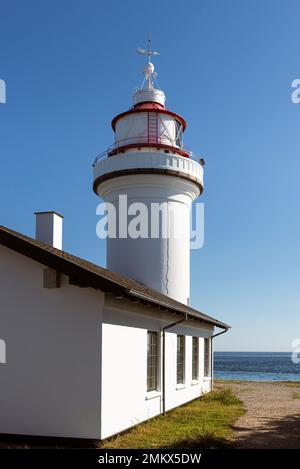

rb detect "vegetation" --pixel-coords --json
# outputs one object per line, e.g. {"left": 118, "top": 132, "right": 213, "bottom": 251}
{"left": 98, "top": 388, "right": 244, "bottom": 449}
{"left": 292, "top": 392, "right": 300, "bottom": 399}
{"left": 283, "top": 382, "right": 300, "bottom": 388}
{"left": 217, "top": 379, "right": 300, "bottom": 387}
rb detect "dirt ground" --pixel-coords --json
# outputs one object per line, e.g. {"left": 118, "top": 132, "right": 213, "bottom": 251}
{"left": 219, "top": 381, "right": 300, "bottom": 449}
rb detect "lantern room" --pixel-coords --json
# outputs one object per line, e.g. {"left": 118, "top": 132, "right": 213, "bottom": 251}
{"left": 111, "top": 96, "right": 187, "bottom": 156}
{"left": 108, "top": 55, "right": 189, "bottom": 158}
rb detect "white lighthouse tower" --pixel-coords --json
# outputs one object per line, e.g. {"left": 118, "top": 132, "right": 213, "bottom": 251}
{"left": 93, "top": 43, "right": 204, "bottom": 305}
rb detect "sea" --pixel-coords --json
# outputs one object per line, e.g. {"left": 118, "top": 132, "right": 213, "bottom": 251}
{"left": 214, "top": 352, "right": 300, "bottom": 382}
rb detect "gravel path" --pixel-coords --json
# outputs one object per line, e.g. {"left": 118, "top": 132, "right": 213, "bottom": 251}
{"left": 221, "top": 381, "right": 300, "bottom": 448}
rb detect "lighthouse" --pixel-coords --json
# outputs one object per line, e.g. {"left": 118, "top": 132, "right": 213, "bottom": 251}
{"left": 93, "top": 43, "right": 204, "bottom": 305}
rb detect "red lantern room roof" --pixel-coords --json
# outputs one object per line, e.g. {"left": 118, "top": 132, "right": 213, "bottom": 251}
{"left": 133, "top": 101, "right": 165, "bottom": 110}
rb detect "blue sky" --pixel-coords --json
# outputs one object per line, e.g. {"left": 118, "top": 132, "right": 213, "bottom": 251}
{"left": 0, "top": 0, "right": 299, "bottom": 351}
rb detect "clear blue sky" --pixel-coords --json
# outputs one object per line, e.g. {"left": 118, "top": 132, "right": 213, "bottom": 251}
{"left": 1, "top": 0, "right": 299, "bottom": 351}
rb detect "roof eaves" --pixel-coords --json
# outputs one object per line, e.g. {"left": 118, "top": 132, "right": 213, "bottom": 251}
{"left": 126, "top": 288, "right": 230, "bottom": 330}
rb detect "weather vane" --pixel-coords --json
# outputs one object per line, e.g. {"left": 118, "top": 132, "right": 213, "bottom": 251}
{"left": 136, "top": 35, "right": 159, "bottom": 89}
{"left": 137, "top": 35, "right": 160, "bottom": 63}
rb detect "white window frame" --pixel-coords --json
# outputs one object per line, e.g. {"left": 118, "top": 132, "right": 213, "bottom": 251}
{"left": 204, "top": 337, "right": 211, "bottom": 378}
{"left": 192, "top": 336, "right": 199, "bottom": 381}
{"left": 147, "top": 331, "right": 160, "bottom": 393}
{"left": 176, "top": 334, "right": 185, "bottom": 385}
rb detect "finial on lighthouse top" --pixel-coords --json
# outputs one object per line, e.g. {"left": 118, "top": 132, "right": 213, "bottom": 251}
{"left": 133, "top": 36, "right": 166, "bottom": 107}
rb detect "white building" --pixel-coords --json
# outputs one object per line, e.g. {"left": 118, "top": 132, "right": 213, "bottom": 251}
{"left": 0, "top": 46, "right": 229, "bottom": 441}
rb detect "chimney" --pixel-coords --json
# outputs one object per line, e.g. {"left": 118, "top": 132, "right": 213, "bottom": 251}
{"left": 35, "top": 211, "right": 64, "bottom": 250}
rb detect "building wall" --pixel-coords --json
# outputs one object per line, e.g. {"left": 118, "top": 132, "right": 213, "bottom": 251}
{"left": 0, "top": 244, "right": 215, "bottom": 441}
{"left": 101, "top": 297, "right": 213, "bottom": 440}
{"left": 0, "top": 245, "right": 104, "bottom": 439}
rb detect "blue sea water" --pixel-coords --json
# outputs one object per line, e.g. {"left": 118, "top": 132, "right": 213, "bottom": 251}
{"left": 214, "top": 352, "right": 300, "bottom": 382}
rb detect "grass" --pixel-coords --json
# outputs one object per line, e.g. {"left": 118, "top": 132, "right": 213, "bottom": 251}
{"left": 282, "top": 382, "right": 300, "bottom": 388}
{"left": 216, "top": 379, "right": 247, "bottom": 385}
{"left": 216, "top": 379, "right": 300, "bottom": 387}
{"left": 269, "top": 381, "right": 300, "bottom": 388}
{"left": 99, "top": 388, "right": 245, "bottom": 449}
{"left": 292, "top": 392, "right": 300, "bottom": 399}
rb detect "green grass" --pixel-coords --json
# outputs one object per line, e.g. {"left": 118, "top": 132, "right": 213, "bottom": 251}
{"left": 271, "top": 381, "right": 300, "bottom": 387}
{"left": 216, "top": 379, "right": 300, "bottom": 387}
{"left": 99, "top": 388, "right": 245, "bottom": 449}
{"left": 283, "top": 382, "right": 300, "bottom": 388}
{"left": 215, "top": 379, "right": 251, "bottom": 385}
{"left": 292, "top": 392, "right": 300, "bottom": 399}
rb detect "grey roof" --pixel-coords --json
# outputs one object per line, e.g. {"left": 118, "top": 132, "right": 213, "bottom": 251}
{"left": 0, "top": 225, "right": 230, "bottom": 330}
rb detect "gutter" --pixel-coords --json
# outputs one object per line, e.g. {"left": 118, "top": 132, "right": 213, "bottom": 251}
{"left": 127, "top": 289, "right": 229, "bottom": 330}
{"left": 210, "top": 328, "right": 230, "bottom": 390}
{"left": 161, "top": 313, "right": 188, "bottom": 415}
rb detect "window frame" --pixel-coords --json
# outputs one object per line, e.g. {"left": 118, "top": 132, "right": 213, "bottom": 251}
{"left": 192, "top": 336, "right": 199, "bottom": 381}
{"left": 147, "top": 331, "right": 159, "bottom": 392}
{"left": 204, "top": 337, "right": 211, "bottom": 377}
{"left": 175, "top": 120, "right": 183, "bottom": 147}
{"left": 176, "top": 334, "right": 185, "bottom": 385}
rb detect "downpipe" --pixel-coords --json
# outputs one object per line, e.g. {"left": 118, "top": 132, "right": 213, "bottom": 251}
{"left": 210, "top": 328, "right": 229, "bottom": 391}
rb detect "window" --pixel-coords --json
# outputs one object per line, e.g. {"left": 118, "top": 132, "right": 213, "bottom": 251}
{"left": 175, "top": 121, "right": 183, "bottom": 147}
{"left": 147, "top": 331, "right": 159, "bottom": 392}
{"left": 177, "top": 335, "right": 185, "bottom": 384}
{"left": 192, "top": 337, "right": 199, "bottom": 380}
{"left": 204, "top": 338, "right": 211, "bottom": 377}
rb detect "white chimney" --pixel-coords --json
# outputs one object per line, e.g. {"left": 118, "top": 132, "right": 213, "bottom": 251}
{"left": 35, "top": 211, "right": 64, "bottom": 250}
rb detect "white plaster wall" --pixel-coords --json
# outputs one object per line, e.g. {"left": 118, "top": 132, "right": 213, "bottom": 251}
{"left": 0, "top": 245, "right": 104, "bottom": 439}
{"left": 101, "top": 297, "right": 213, "bottom": 440}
